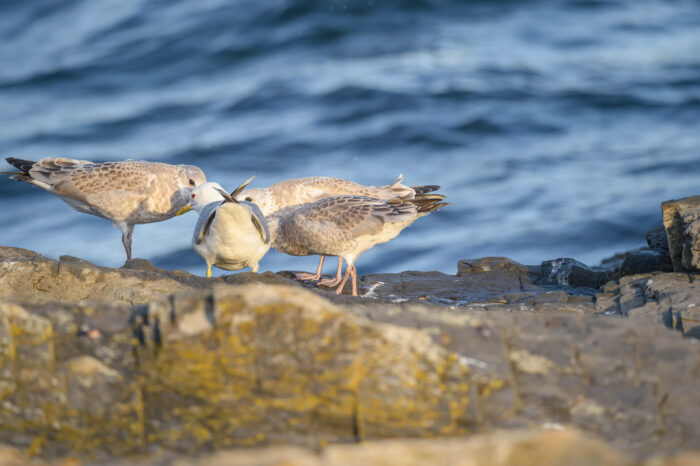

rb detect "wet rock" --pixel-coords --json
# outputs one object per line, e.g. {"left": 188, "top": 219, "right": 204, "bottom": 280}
{"left": 598, "top": 247, "right": 672, "bottom": 281}
{"left": 539, "top": 258, "right": 610, "bottom": 290}
{"left": 359, "top": 270, "right": 519, "bottom": 305}
{"left": 457, "top": 256, "right": 541, "bottom": 282}
{"left": 598, "top": 251, "right": 628, "bottom": 278}
{"left": 358, "top": 257, "right": 584, "bottom": 306}
{"left": 646, "top": 224, "right": 669, "bottom": 252}
{"left": 662, "top": 195, "right": 700, "bottom": 272}
{"left": 620, "top": 249, "right": 672, "bottom": 276}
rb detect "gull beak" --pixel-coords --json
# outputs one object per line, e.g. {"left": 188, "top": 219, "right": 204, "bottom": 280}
{"left": 177, "top": 204, "right": 192, "bottom": 216}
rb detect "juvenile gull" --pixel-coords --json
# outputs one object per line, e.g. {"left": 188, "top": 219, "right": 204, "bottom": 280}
{"left": 238, "top": 175, "right": 441, "bottom": 284}
{"left": 273, "top": 193, "right": 448, "bottom": 296}
{"left": 177, "top": 178, "right": 270, "bottom": 277}
{"left": 4, "top": 157, "right": 206, "bottom": 260}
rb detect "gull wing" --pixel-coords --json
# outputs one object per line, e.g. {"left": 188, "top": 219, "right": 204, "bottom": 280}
{"left": 290, "top": 195, "right": 416, "bottom": 241}
{"left": 193, "top": 202, "right": 221, "bottom": 245}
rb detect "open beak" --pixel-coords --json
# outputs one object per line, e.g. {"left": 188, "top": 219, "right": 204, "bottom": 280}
{"left": 176, "top": 204, "right": 192, "bottom": 216}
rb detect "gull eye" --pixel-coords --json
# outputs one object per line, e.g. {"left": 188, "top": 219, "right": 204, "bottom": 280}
{"left": 191, "top": 193, "right": 196, "bottom": 199}
{"left": 245, "top": 197, "right": 253, "bottom": 202}
{"left": 189, "top": 178, "right": 196, "bottom": 186}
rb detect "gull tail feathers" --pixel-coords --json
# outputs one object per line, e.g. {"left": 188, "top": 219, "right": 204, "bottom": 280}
{"left": 410, "top": 192, "right": 449, "bottom": 213}
{"left": 378, "top": 174, "right": 416, "bottom": 199}
{"left": 6, "top": 157, "right": 93, "bottom": 190}
{"left": 379, "top": 174, "right": 442, "bottom": 199}
{"left": 4, "top": 157, "right": 37, "bottom": 183}
{"left": 410, "top": 184, "right": 441, "bottom": 196}
{"left": 6, "top": 157, "right": 37, "bottom": 173}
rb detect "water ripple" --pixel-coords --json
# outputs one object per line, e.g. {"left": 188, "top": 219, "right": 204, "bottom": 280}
{"left": 1, "top": 0, "right": 699, "bottom": 272}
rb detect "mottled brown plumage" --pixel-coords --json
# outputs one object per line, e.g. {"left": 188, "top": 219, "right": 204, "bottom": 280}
{"left": 238, "top": 174, "right": 442, "bottom": 283}
{"left": 274, "top": 194, "right": 448, "bottom": 296}
{"left": 5, "top": 157, "right": 206, "bottom": 260}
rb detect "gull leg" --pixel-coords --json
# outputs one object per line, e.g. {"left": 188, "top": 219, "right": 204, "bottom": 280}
{"left": 335, "top": 263, "right": 353, "bottom": 295}
{"left": 350, "top": 264, "right": 358, "bottom": 297}
{"left": 295, "top": 256, "right": 325, "bottom": 281}
{"left": 119, "top": 223, "right": 135, "bottom": 261}
{"left": 318, "top": 257, "right": 343, "bottom": 287}
{"left": 206, "top": 264, "right": 212, "bottom": 278}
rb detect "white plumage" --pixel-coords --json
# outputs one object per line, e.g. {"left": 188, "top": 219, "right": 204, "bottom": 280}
{"left": 180, "top": 181, "right": 270, "bottom": 277}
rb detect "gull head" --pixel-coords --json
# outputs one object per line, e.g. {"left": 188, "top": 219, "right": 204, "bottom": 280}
{"left": 177, "top": 181, "right": 227, "bottom": 215}
{"left": 179, "top": 165, "right": 208, "bottom": 189}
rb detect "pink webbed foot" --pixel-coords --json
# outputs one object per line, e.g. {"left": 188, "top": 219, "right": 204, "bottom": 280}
{"left": 317, "top": 276, "right": 341, "bottom": 287}
{"left": 294, "top": 272, "right": 321, "bottom": 281}
{"left": 293, "top": 256, "right": 325, "bottom": 282}
{"left": 317, "top": 257, "right": 344, "bottom": 288}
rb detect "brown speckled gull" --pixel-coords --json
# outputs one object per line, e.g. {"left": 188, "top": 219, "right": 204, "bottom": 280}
{"left": 273, "top": 193, "right": 448, "bottom": 296}
{"left": 5, "top": 157, "right": 206, "bottom": 261}
{"left": 238, "top": 175, "right": 442, "bottom": 284}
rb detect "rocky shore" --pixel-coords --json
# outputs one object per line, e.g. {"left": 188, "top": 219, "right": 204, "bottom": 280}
{"left": 1, "top": 197, "right": 700, "bottom": 465}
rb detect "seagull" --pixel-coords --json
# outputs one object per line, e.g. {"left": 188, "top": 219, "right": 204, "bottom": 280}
{"left": 3, "top": 157, "right": 207, "bottom": 261}
{"left": 177, "top": 178, "right": 270, "bottom": 277}
{"left": 272, "top": 193, "right": 448, "bottom": 296}
{"left": 237, "top": 175, "right": 441, "bottom": 285}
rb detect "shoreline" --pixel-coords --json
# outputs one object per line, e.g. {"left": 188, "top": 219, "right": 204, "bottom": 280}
{"left": 1, "top": 196, "right": 699, "bottom": 463}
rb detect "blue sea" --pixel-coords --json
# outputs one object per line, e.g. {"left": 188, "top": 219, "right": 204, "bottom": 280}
{"left": 1, "top": 0, "right": 699, "bottom": 276}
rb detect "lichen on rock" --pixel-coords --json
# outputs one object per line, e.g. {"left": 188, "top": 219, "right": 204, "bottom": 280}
{"left": 1, "top": 246, "right": 700, "bottom": 463}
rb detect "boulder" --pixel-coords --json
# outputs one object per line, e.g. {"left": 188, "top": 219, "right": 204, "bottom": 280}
{"left": 587, "top": 271, "right": 700, "bottom": 336}
{"left": 2, "top": 247, "right": 700, "bottom": 462}
{"left": 354, "top": 257, "right": 595, "bottom": 306}
{"left": 457, "top": 256, "right": 539, "bottom": 281}
{"left": 0, "top": 286, "right": 471, "bottom": 458}
{"left": 0, "top": 246, "right": 295, "bottom": 305}
{"left": 0, "top": 247, "right": 598, "bottom": 310}
{"left": 598, "top": 247, "right": 673, "bottom": 281}
{"left": 619, "top": 249, "right": 672, "bottom": 276}
{"left": 661, "top": 195, "right": 700, "bottom": 271}
{"left": 539, "top": 258, "right": 610, "bottom": 290}
{"left": 646, "top": 224, "right": 669, "bottom": 252}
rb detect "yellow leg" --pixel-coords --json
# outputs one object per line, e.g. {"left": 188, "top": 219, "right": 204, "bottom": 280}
{"left": 206, "top": 264, "right": 212, "bottom": 278}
